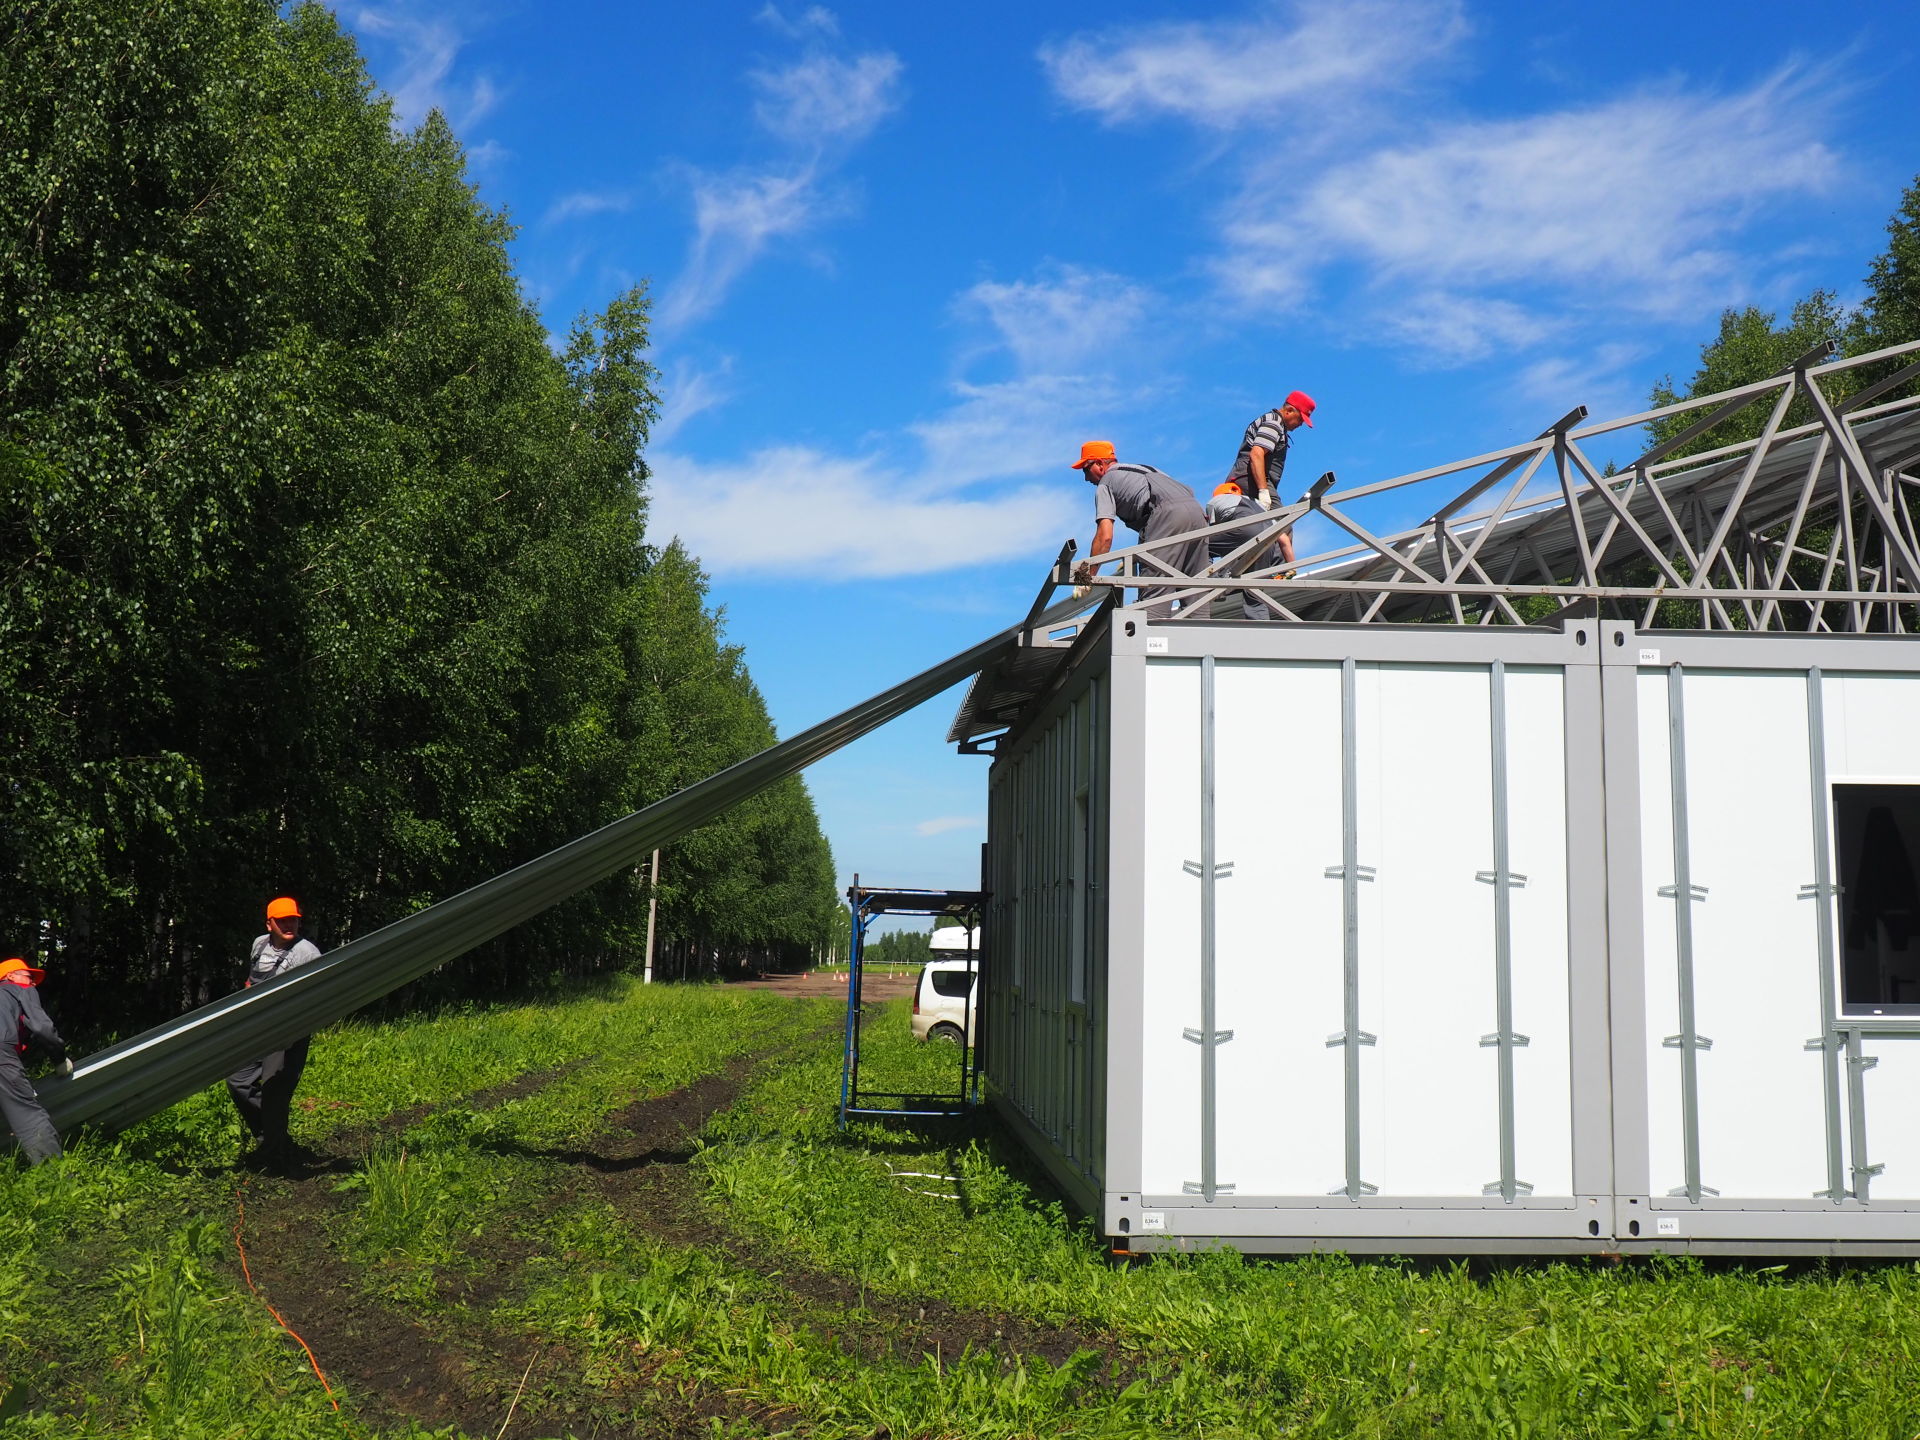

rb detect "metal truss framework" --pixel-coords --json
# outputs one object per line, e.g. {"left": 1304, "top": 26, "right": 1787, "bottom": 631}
{"left": 1057, "top": 338, "right": 1920, "bottom": 633}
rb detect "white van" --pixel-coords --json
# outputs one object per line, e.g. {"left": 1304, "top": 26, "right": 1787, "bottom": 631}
{"left": 912, "top": 927, "right": 978, "bottom": 1044}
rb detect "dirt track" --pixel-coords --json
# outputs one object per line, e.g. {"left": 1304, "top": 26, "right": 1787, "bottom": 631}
{"left": 225, "top": 990, "right": 1127, "bottom": 1437}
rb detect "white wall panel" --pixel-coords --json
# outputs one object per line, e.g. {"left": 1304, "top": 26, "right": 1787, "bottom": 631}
{"left": 1858, "top": 1038, "right": 1920, "bottom": 1199}
{"left": 1680, "top": 672, "right": 1827, "bottom": 1199}
{"left": 1211, "top": 660, "right": 1346, "bottom": 1196}
{"left": 1503, "top": 668, "right": 1575, "bottom": 1198}
{"left": 1359, "top": 665, "right": 1497, "bottom": 1197}
{"left": 1139, "top": 659, "right": 1203, "bottom": 1195}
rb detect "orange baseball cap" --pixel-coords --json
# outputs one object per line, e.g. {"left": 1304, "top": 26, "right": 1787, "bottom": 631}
{"left": 1071, "top": 441, "right": 1116, "bottom": 470}
{"left": 0, "top": 958, "right": 46, "bottom": 986}
{"left": 1213, "top": 481, "right": 1244, "bottom": 497}
{"left": 1285, "top": 390, "right": 1317, "bottom": 427}
{"left": 266, "top": 896, "right": 302, "bottom": 921}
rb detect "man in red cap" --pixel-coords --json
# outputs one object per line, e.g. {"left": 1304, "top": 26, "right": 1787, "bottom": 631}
{"left": 1226, "top": 390, "right": 1316, "bottom": 514}
{"left": 1069, "top": 441, "right": 1210, "bottom": 619}
{"left": 0, "top": 956, "right": 70, "bottom": 1165}
{"left": 227, "top": 895, "right": 323, "bottom": 1168}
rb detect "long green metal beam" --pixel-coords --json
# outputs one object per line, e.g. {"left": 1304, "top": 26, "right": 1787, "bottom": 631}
{"left": 36, "top": 604, "right": 1073, "bottom": 1137}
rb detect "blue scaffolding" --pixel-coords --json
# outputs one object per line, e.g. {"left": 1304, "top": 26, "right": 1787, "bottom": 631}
{"left": 837, "top": 878, "right": 984, "bottom": 1127}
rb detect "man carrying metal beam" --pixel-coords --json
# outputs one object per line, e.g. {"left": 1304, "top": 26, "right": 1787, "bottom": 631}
{"left": 1069, "top": 441, "right": 1209, "bottom": 619}
{"left": 228, "top": 896, "right": 322, "bottom": 1169}
{"left": 0, "top": 957, "right": 69, "bottom": 1165}
{"left": 1227, "top": 390, "right": 1315, "bottom": 521}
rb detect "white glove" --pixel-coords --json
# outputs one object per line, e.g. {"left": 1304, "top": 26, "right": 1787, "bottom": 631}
{"left": 1256, "top": 490, "right": 1275, "bottom": 510}
{"left": 1072, "top": 584, "right": 1091, "bottom": 600}
{"left": 56, "top": 1057, "right": 73, "bottom": 1077}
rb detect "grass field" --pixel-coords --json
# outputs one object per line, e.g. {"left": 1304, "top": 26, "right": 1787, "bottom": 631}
{"left": 4, "top": 977, "right": 1919, "bottom": 1438}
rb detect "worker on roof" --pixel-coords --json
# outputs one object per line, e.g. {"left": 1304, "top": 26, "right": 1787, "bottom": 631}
{"left": 0, "top": 956, "right": 71, "bottom": 1166}
{"left": 1069, "top": 442, "right": 1210, "bottom": 619}
{"left": 1226, "top": 390, "right": 1316, "bottom": 517}
{"left": 228, "top": 895, "right": 323, "bottom": 1171}
{"left": 1206, "top": 482, "right": 1275, "bottom": 621}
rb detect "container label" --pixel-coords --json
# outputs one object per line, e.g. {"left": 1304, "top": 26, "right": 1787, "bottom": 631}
{"left": 1656, "top": 1216, "right": 1680, "bottom": 1236}
{"left": 1140, "top": 1211, "right": 1167, "bottom": 1231}
{"left": 1638, "top": 648, "right": 1662, "bottom": 665}
{"left": 1145, "top": 637, "right": 1170, "bottom": 654}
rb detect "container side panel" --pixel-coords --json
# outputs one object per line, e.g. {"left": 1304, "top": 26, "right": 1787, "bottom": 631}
{"left": 1638, "top": 670, "right": 1687, "bottom": 1197}
{"left": 1680, "top": 671, "right": 1826, "bottom": 1199}
{"left": 1826, "top": 671, "right": 1920, "bottom": 778}
{"left": 1504, "top": 667, "right": 1576, "bottom": 1198}
{"left": 1363, "top": 664, "right": 1498, "bottom": 1198}
{"left": 1211, "top": 659, "right": 1347, "bottom": 1196}
{"left": 1859, "top": 1040, "right": 1920, "bottom": 1198}
{"left": 1140, "top": 659, "right": 1204, "bottom": 1196}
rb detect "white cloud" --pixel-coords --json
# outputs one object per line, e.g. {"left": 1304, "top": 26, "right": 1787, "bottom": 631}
{"left": 1220, "top": 64, "right": 1845, "bottom": 321}
{"left": 350, "top": 4, "right": 499, "bottom": 131}
{"left": 1516, "top": 342, "right": 1647, "bottom": 418}
{"left": 653, "top": 358, "right": 737, "bottom": 444}
{"left": 756, "top": 4, "right": 839, "bottom": 40}
{"left": 658, "top": 38, "right": 902, "bottom": 332}
{"left": 658, "top": 166, "right": 836, "bottom": 331}
{"left": 1372, "top": 292, "right": 1555, "bottom": 365}
{"left": 752, "top": 52, "right": 903, "bottom": 148}
{"left": 1041, "top": 0, "right": 1465, "bottom": 131}
{"left": 909, "top": 266, "right": 1164, "bottom": 485}
{"left": 542, "top": 190, "right": 634, "bottom": 226}
{"left": 915, "top": 816, "right": 983, "bottom": 837}
{"left": 646, "top": 447, "right": 1079, "bottom": 579}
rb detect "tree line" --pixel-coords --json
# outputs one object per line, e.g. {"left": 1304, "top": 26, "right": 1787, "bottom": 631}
{"left": 0, "top": 0, "right": 843, "bottom": 1033}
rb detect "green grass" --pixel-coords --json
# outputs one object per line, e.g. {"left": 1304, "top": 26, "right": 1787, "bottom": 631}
{"left": 9, "top": 980, "right": 1920, "bottom": 1438}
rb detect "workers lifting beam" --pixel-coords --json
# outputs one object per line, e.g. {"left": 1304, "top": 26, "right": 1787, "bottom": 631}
{"left": 30, "top": 595, "right": 1088, "bottom": 1143}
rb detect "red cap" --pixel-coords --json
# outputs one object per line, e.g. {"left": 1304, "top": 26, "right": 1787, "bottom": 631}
{"left": 266, "top": 896, "right": 302, "bottom": 921}
{"left": 1285, "top": 390, "right": 1316, "bottom": 427}
{"left": 1071, "top": 440, "right": 1116, "bottom": 470}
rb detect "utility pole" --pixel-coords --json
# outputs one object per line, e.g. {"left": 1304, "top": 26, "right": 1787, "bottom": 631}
{"left": 642, "top": 848, "right": 660, "bottom": 984}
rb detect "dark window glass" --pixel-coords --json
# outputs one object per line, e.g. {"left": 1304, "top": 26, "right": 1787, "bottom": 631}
{"left": 1836, "top": 783, "right": 1920, "bottom": 1016}
{"left": 929, "top": 970, "right": 976, "bottom": 998}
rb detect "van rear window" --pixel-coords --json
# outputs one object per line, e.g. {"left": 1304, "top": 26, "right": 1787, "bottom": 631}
{"left": 929, "top": 970, "right": 976, "bottom": 998}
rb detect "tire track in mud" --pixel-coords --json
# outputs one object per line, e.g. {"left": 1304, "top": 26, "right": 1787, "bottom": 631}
{"left": 232, "top": 1017, "right": 1140, "bottom": 1438}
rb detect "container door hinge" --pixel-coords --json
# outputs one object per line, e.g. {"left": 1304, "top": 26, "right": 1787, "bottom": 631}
{"left": 1183, "top": 1028, "right": 1235, "bottom": 1045}
{"left": 1658, "top": 882, "right": 1709, "bottom": 901}
{"left": 1184, "top": 860, "right": 1235, "bottom": 879}
{"left": 1480, "top": 1031, "right": 1531, "bottom": 1048}
{"left": 1475, "top": 870, "right": 1529, "bottom": 888}
{"left": 1324, "top": 864, "right": 1377, "bottom": 881}
{"left": 1663, "top": 1034, "right": 1714, "bottom": 1050}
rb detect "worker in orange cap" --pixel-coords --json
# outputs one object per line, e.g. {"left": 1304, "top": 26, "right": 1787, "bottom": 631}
{"left": 1225, "top": 389, "right": 1316, "bottom": 516}
{"left": 227, "top": 896, "right": 323, "bottom": 1169}
{"left": 0, "top": 956, "right": 70, "bottom": 1165}
{"left": 1069, "top": 441, "right": 1210, "bottom": 619}
{"left": 1205, "top": 481, "right": 1274, "bottom": 620}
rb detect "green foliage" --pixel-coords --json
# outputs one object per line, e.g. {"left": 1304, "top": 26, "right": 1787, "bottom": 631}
{"left": 0, "top": 0, "right": 838, "bottom": 1025}
{"left": 1647, "top": 173, "right": 1920, "bottom": 459}
{"left": 864, "top": 927, "right": 933, "bottom": 968}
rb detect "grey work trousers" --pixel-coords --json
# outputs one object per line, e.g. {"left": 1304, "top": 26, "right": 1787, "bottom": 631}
{"left": 1136, "top": 495, "right": 1211, "bottom": 619}
{"left": 0, "top": 1055, "right": 62, "bottom": 1165}
{"left": 228, "top": 1035, "right": 310, "bottom": 1148}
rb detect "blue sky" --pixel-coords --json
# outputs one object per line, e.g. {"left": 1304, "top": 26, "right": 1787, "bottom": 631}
{"left": 342, "top": 0, "right": 1920, "bottom": 903}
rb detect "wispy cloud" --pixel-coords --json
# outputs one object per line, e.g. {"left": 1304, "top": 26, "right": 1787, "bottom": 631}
{"left": 911, "top": 265, "right": 1165, "bottom": 485}
{"left": 350, "top": 3, "right": 500, "bottom": 131}
{"left": 915, "top": 816, "right": 982, "bottom": 837}
{"left": 653, "top": 357, "right": 737, "bottom": 444}
{"left": 658, "top": 14, "right": 903, "bottom": 334}
{"left": 1221, "top": 63, "right": 1844, "bottom": 318}
{"left": 658, "top": 166, "right": 841, "bottom": 331}
{"left": 756, "top": 3, "right": 839, "bottom": 40}
{"left": 542, "top": 190, "right": 634, "bottom": 226}
{"left": 752, "top": 52, "right": 903, "bottom": 148}
{"left": 1041, "top": 0, "right": 1465, "bottom": 131}
{"left": 645, "top": 446, "right": 1078, "bottom": 579}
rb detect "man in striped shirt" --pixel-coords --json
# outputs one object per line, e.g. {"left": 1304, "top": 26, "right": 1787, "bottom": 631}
{"left": 1228, "top": 389, "right": 1316, "bottom": 510}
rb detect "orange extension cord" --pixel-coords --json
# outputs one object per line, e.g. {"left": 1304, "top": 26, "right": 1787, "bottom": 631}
{"left": 233, "top": 1183, "right": 340, "bottom": 1411}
